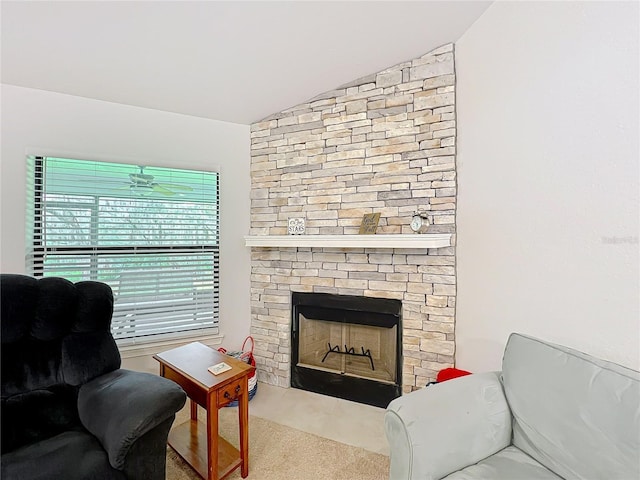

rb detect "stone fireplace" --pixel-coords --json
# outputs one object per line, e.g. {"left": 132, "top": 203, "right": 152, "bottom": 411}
{"left": 248, "top": 43, "right": 457, "bottom": 397}
{"left": 291, "top": 291, "right": 402, "bottom": 407}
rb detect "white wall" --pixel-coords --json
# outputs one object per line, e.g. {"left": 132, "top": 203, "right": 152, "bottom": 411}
{"left": 455, "top": 1, "right": 639, "bottom": 371}
{"left": 0, "top": 85, "right": 252, "bottom": 351}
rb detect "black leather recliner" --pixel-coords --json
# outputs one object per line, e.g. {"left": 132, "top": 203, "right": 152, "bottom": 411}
{"left": 0, "top": 274, "right": 187, "bottom": 479}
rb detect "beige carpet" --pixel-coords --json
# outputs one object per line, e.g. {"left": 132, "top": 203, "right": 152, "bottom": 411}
{"left": 166, "top": 408, "right": 390, "bottom": 480}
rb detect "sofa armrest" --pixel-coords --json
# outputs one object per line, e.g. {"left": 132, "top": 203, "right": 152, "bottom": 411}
{"left": 78, "top": 369, "right": 186, "bottom": 470}
{"left": 384, "top": 372, "right": 512, "bottom": 480}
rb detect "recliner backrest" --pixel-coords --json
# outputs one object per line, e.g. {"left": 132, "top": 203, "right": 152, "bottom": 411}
{"left": 1, "top": 274, "right": 121, "bottom": 397}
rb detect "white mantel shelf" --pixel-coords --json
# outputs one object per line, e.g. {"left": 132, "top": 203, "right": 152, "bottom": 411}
{"left": 244, "top": 234, "right": 451, "bottom": 249}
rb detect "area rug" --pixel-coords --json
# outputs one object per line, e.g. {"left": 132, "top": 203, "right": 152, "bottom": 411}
{"left": 166, "top": 408, "right": 390, "bottom": 480}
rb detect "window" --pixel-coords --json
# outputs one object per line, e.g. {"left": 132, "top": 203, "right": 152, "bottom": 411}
{"left": 26, "top": 156, "right": 219, "bottom": 344}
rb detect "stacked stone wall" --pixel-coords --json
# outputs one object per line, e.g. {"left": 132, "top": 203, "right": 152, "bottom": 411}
{"left": 249, "top": 44, "right": 457, "bottom": 392}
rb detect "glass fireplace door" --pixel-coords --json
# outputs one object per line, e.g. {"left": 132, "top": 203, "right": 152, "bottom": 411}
{"left": 297, "top": 315, "right": 397, "bottom": 384}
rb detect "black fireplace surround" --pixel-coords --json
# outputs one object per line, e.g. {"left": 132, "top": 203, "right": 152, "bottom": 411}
{"left": 291, "top": 292, "right": 402, "bottom": 408}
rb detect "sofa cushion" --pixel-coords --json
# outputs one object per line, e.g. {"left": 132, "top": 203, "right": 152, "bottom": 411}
{"left": 502, "top": 333, "right": 640, "bottom": 479}
{"left": 442, "top": 446, "right": 562, "bottom": 480}
{"left": 1, "top": 430, "right": 125, "bottom": 480}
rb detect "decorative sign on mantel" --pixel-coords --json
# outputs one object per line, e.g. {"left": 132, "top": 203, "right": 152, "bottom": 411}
{"left": 359, "top": 213, "right": 381, "bottom": 235}
{"left": 288, "top": 217, "right": 305, "bottom": 235}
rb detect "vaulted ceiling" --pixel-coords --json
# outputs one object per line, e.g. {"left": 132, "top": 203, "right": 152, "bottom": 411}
{"left": 1, "top": 1, "right": 491, "bottom": 125}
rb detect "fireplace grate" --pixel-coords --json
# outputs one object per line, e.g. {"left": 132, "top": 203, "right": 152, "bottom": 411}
{"left": 321, "top": 343, "right": 375, "bottom": 371}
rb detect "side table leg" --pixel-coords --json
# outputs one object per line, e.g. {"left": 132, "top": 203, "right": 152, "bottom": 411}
{"left": 207, "top": 393, "right": 219, "bottom": 480}
{"left": 191, "top": 399, "right": 198, "bottom": 421}
{"left": 239, "top": 375, "right": 250, "bottom": 478}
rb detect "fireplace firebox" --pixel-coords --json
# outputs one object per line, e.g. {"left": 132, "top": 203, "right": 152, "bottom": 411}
{"left": 291, "top": 292, "right": 402, "bottom": 408}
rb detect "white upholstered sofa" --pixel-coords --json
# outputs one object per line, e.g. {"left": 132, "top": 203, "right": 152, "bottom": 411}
{"left": 384, "top": 333, "right": 640, "bottom": 479}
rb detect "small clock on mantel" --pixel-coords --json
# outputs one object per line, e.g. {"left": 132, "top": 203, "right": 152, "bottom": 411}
{"left": 410, "top": 211, "right": 430, "bottom": 234}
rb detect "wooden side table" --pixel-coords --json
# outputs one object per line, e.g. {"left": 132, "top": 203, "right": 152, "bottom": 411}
{"left": 154, "top": 342, "right": 254, "bottom": 480}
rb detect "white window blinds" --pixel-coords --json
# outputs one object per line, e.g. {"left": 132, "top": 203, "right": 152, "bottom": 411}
{"left": 26, "top": 156, "right": 220, "bottom": 343}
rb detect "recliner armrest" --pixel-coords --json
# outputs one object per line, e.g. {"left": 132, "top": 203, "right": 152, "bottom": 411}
{"left": 384, "top": 372, "right": 512, "bottom": 480}
{"left": 78, "top": 369, "right": 186, "bottom": 470}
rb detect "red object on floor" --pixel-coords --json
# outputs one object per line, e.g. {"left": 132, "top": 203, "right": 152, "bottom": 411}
{"left": 437, "top": 368, "right": 472, "bottom": 382}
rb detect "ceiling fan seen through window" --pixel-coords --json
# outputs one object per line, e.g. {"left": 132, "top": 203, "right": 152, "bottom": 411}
{"left": 123, "top": 166, "right": 193, "bottom": 197}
